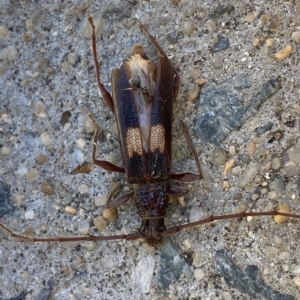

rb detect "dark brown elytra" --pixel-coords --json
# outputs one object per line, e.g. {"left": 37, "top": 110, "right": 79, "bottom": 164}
{"left": 1, "top": 15, "right": 300, "bottom": 243}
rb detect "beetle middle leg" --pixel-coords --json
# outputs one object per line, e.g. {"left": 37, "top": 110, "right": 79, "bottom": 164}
{"left": 89, "top": 113, "right": 125, "bottom": 173}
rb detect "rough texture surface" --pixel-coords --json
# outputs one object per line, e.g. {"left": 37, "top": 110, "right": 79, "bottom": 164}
{"left": 1, "top": 1, "right": 300, "bottom": 299}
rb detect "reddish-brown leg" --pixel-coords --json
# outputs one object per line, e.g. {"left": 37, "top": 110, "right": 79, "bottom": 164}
{"left": 162, "top": 209, "right": 300, "bottom": 236}
{"left": 89, "top": 113, "right": 125, "bottom": 173}
{"left": 87, "top": 14, "right": 115, "bottom": 113}
{"left": 2, "top": 208, "right": 300, "bottom": 242}
{"left": 171, "top": 121, "right": 203, "bottom": 182}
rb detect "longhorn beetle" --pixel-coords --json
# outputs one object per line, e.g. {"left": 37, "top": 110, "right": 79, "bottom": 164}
{"left": 1, "top": 15, "right": 300, "bottom": 243}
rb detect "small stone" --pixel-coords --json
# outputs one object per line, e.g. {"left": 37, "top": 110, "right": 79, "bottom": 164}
{"left": 271, "top": 157, "right": 281, "bottom": 170}
{"left": 253, "top": 38, "right": 260, "bottom": 47}
{"left": 79, "top": 0, "right": 90, "bottom": 11}
{"left": 1, "top": 146, "right": 12, "bottom": 155}
{"left": 269, "top": 179, "right": 284, "bottom": 191}
{"left": 93, "top": 216, "right": 107, "bottom": 231}
{"left": 76, "top": 138, "right": 86, "bottom": 149}
{"left": 16, "top": 166, "right": 28, "bottom": 176}
{"left": 246, "top": 216, "right": 253, "bottom": 222}
{"left": 6, "top": 46, "right": 17, "bottom": 61}
{"left": 180, "top": 20, "right": 195, "bottom": 35}
{"left": 21, "top": 272, "right": 29, "bottom": 280}
{"left": 0, "top": 26, "right": 8, "bottom": 38}
{"left": 212, "top": 147, "right": 228, "bottom": 167}
{"left": 82, "top": 241, "right": 96, "bottom": 251}
{"left": 222, "top": 292, "right": 232, "bottom": 300}
{"left": 194, "top": 268, "right": 205, "bottom": 281}
{"left": 0, "top": 62, "right": 8, "bottom": 76}
{"left": 284, "top": 161, "right": 300, "bottom": 176}
{"left": 181, "top": 0, "right": 197, "bottom": 17}
{"left": 23, "top": 32, "right": 32, "bottom": 42}
{"left": 32, "top": 71, "right": 40, "bottom": 80}
{"left": 102, "top": 208, "right": 117, "bottom": 223}
{"left": 267, "top": 191, "right": 277, "bottom": 200}
{"left": 193, "top": 252, "right": 208, "bottom": 267}
{"left": 260, "top": 187, "right": 268, "bottom": 194}
{"left": 78, "top": 184, "right": 89, "bottom": 194}
{"left": 211, "top": 56, "right": 223, "bottom": 69}
{"left": 266, "top": 38, "right": 273, "bottom": 47}
{"left": 294, "top": 277, "right": 300, "bottom": 287}
{"left": 222, "top": 181, "right": 230, "bottom": 189}
{"left": 78, "top": 221, "right": 90, "bottom": 235}
{"left": 25, "top": 210, "right": 35, "bottom": 220}
{"left": 291, "top": 31, "right": 300, "bottom": 43}
{"left": 265, "top": 246, "right": 278, "bottom": 258}
{"left": 247, "top": 142, "right": 256, "bottom": 156}
{"left": 189, "top": 207, "right": 207, "bottom": 223}
{"left": 231, "top": 166, "right": 242, "bottom": 175}
{"left": 40, "top": 132, "right": 51, "bottom": 144}
{"left": 15, "top": 194, "right": 26, "bottom": 207}
{"left": 237, "top": 162, "right": 258, "bottom": 188}
{"left": 36, "top": 154, "right": 48, "bottom": 164}
{"left": 244, "top": 13, "right": 254, "bottom": 23}
{"left": 275, "top": 45, "right": 293, "bottom": 60}
{"left": 95, "top": 194, "right": 107, "bottom": 206}
{"left": 182, "top": 239, "right": 192, "bottom": 250}
{"left": 211, "top": 36, "right": 230, "bottom": 52}
{"left": 60, "top": 111, "right": 71, "bottom": 125}
{"left": 228, "top": 145, "right": 236, "bottom": 156}
{"left": 223, "top": 158, "right": 235, "bottom": 175}
{"left": 65, "top": 206, "right": 77, "bottom": 215}
{"left": 195, "top": 77, "right": 206, "bottom": 85}
{"left": 25, "top": 19, "right": 35, "bottom": 30}
{"left": 131, "top": 256, "right": 155, "bottom": 293}
{"left": 67, "top": 52, "right": 77, "bottom": 65}
{"left": 26, "top": 168, "right": 40, "bottom": 182}
{"left": 233, "top": 193, "right": 243, "bottom": 201}
{"left": 184, "top": 88, "right": 200, "bottom": 101}
{"left": 36, "top": 58, "right": 50, "bottom": 73}
{"left": 274, "top": 203, "right": 291, "bottom": 224}
{"left": 41, "top": 180, "right": 55, "bottom": 196}
{"left": 61, "top": 61, "right": 71, "bottom": 72}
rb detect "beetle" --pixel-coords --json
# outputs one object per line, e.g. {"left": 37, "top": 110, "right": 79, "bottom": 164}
{"left": 1, "top": 15, "right": 300, "bottom": 243}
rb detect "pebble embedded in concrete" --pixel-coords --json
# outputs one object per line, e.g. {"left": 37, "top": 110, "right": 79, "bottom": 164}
{"left": 237, "top": 162, "right": 258, "bottom": 188}
{"left": 25, "top": 210, "right": 35, "bottom": 220}
{"left": 194, "top": 268, "right": 205, "bottom": 281}
{"left": 130, "top": 256, "right": 155, "bottom": 293}
{"left": 78, "top": 221, "right": 90, "bottom": 235}
{"left": 93, "top": 216, "right": 107, "bottom": 231}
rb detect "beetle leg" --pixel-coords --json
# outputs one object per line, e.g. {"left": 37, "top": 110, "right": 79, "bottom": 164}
{"left": 171, "top": 120, "right": 203, "bottom": 182}
{"left": 87, "top": 14, "right": 115, "bottom": 114}
{"left": 106, "top": 191, "right": 135, "bottom": 208}
{"left": 167, "top": 185, "right": 189, "bottom": 197}
{"left": 162, "top": 209, "right": 300, "bottom": 237}
{"left": 0, "top": 221, "right": 143, "bottom": 242}
{"left": 136, "top": 18, "right": 180, "bottom": 98}
{"left": 89, "top": 113, "right": 125, "bottom": 173}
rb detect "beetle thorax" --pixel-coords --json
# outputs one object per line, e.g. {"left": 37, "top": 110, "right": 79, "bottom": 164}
{"left": 136, "top": 182, "right": 169, "bottom": 241}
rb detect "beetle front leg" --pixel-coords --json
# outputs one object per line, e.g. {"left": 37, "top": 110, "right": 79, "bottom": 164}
{"left": 89, "top": 113, "right": 125, "bottom": 173}
{"left": 87, "top": 14, "right": 115, "bottom": 114}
